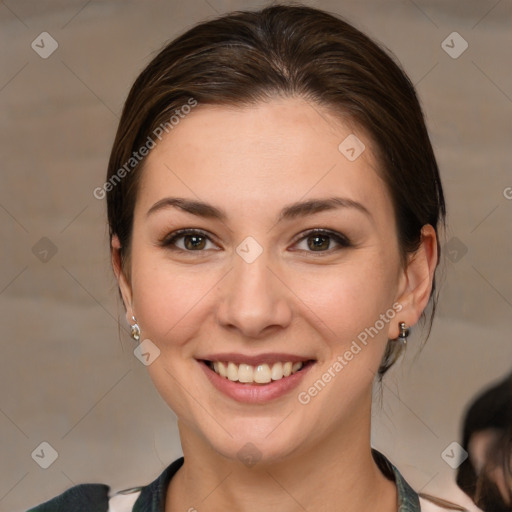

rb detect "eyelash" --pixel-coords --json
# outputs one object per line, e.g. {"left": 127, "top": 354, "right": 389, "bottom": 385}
{"left": 159, "top": 228, "right": 352, "bottom": 255}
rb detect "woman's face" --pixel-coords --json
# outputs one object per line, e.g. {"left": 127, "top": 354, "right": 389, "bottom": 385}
{"left": 114, "top": 97, "right": 432, "bottom": 464}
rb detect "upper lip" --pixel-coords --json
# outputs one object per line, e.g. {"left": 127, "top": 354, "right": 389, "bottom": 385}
{"left": 197, "top": 353, "right": 316, "bottom": 366}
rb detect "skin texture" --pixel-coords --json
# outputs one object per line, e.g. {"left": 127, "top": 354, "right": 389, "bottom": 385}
{"left": 111, "top": 97, "right": 438, "bottom": 512}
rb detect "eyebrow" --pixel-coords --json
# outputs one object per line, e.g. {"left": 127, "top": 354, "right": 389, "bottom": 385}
{"left": 146, "top": 196, "right": 372, "bottom": 223}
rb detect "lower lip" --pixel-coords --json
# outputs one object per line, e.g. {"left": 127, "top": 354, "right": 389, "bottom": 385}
{"left": 198, "top": 360, "right": 315, "bottom": 404}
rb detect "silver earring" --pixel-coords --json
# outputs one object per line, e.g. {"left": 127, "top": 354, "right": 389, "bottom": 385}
{"left": 130, "top": 316, "right": 140, "bottom": 342}
{"left": 396, "top": 321, "right": 409, "bottom": 345}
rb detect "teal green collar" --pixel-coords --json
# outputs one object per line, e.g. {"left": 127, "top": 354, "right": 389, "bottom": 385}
{"left": 26, "top": 449, "right": 421, "bottom": 511}
{"left": 372, "top": 448, "right": 421, "bottom": 511}
{"left": 132, "top": 449, "right": 421, "bottom": 511}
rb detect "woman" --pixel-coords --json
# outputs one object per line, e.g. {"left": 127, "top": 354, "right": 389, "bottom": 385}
{"left": 28, "top": 4, "right": 454, "bottom": 511}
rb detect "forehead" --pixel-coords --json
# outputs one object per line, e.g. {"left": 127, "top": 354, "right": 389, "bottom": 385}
{"left": 135, "top": 97, "right": 393, "bottom": 224}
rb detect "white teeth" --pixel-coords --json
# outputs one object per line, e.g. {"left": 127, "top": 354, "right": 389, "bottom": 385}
{"left": 208, "top": 360, "right": 306, "bottom": 383}
{"left": 271, "top": 362, "right": 283, "bottom": 380}
{"left": 254, "top": 364, "right": 271, "bottom": 383}
{"left": 292, "top": 362, "right": 302, "bottom": 373}
{"left": 227, "top": 362, "right": 238, "bottom": 381}
{"left": 238, "top": 364, "right": 253, "bottom": 383}
{"left": 217, "top": 361, "right": 227, "bottom": 378}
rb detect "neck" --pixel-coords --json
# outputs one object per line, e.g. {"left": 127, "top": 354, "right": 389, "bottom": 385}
{"left": 166, "top": 395, "right": 397, "bottom": 512}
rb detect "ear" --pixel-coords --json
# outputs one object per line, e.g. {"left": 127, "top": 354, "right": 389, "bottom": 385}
{"left": 390, "top": 224, "right": 438, "bottom": 338}
{"left": 111, "top": 234, "right": 135, "bottom": 326}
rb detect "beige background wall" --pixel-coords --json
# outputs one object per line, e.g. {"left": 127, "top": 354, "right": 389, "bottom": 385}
{"left": 1, "top": 1, "right": 511, "bottom": 511}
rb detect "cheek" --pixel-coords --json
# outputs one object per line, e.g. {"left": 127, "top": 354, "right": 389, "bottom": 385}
{"left": 130, "top": 252, "right": 217, "bottom": 349}
{"left": 291, "top": 255, "right": 397, "bottom": 340}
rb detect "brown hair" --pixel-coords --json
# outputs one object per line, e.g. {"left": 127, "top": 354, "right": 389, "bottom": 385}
{"left": 106, "top": 3, "right": 446, "bottom": 378}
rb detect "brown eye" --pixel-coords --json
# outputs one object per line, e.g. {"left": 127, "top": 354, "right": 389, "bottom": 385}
{"left": 307, "top": 233, "right": 330, "bottom": 251}
{"left": 182, "top": 234, "right": 207, "bottom": 250}
{"left": 161, "top": 229, "right": 215, "bottom": 251}
{"left": 294, "top": 229, "right": 351, "bottom": 253}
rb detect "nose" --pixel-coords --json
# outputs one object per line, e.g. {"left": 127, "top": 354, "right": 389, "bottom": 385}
{"left": 216, "top": 249, "right": 293, "bottom": 339}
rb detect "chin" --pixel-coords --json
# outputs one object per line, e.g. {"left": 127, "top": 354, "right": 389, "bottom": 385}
{"left": 200, "top": 418, "right": 312, "bottom": 468}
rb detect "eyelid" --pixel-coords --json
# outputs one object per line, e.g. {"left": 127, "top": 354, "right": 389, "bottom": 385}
{"left": 291, "top": 228, "right": 352, "bottom": 252}
{"left": 160, "top": 228, "right": 352, "bottom": 253}
{"left": 160, "top": 228, "right": 219, "bottom": 249}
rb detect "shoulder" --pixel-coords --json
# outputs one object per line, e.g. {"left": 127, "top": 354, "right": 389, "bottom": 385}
{"left": 26, "top": 483, "right": 141, "bottom": 512}
{"left": 26, "top": 484, "right": 143, "bottom": 512}
{"left": 26, "top": 457, "right": 185, "bottom": 512}
{"left": 26, "top": 483, "right": 110, "bottom": 512}
{"left": 371, "top": 449, "right": 467, "bottom": 512}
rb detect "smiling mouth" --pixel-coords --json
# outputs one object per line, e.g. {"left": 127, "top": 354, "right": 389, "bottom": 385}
{"left": 201, "top": 359, "right": 316, "bottom": 385}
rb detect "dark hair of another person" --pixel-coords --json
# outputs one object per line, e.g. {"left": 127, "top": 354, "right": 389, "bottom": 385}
{"left": 105, "top": 3, "right": 446, "bottom": 379}
{"left": 457, "top": 371, "right": 512, "bottom": 511}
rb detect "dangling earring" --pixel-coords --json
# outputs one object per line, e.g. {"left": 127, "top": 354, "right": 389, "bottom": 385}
{"left": 130, "top": 316, "right": 140, "bottom": 342}
{"left": 395, "top": 321, "right": 409, "bottom": 346}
